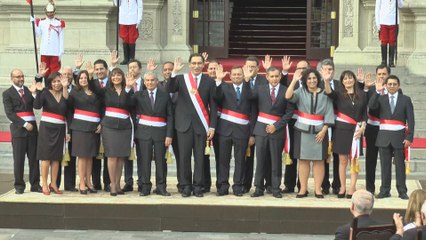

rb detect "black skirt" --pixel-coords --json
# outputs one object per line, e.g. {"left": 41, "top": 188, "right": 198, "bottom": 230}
{"left": 37, "top": 122, "right": 66, "bottom": 161}
{"left": 101, "top": 126, "right": 131, "bottom": 158}
{"left": 71, "top": 130, "right": 100, "bottom": 158}
{"left": 332, "top": 128, "right": 356, "bottom": 155}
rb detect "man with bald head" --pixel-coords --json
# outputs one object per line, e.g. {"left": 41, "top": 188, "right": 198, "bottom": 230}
{"left": 2, "top": 69, "right": 41, "bottom": 194}
{"left": 334, "top": 189, "right": 378, "bottom": 240}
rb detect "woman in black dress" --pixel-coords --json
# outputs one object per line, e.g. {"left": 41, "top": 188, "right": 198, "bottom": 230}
{"left": 89, "top": 67, "right": 132, "bottom": 196}
{"left": 69, "top": 70, "right": 102, "bottom": 194}
{"left": 33, "top": 71, "right": 69, "bottom": 195}
{"left": 324, "top": 70, "right": 367, "bottom": 198}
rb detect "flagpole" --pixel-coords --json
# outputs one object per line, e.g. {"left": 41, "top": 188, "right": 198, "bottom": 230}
{"left": 394, "top": 0, "right": 398, "bottom": 67}
{"left": 28, "top": 0, "right": 39, "bottom": 73}
{"left": 116, "top": 0, "right": 120, "bottom": 54}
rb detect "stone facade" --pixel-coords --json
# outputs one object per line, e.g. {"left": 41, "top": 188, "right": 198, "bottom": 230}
{"left": 0, "top": 0, "right": 192, "bottom": 86}
{"left": 334, "top": 0, "right": 426, "bottom": 77}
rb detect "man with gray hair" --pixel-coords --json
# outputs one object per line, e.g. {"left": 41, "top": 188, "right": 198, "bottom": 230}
{"left": 334, "top": 189, "right": 378, "bottom": 240}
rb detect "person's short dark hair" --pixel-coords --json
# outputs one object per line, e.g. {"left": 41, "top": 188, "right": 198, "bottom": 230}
{"left": 385, "top": 75, "right": 400, "bottom": 85}
{"left": 128, "top": 59, "right": 142, "bottom": 69}
{"left": 320, "top": 58, "right": 335, "bottom": 70}
{"left": 245, "top": 55, "right": 259, "bottom": 66}
{"left": 108, "top": 68, "right": 126, "bottom": 89}
{"left": 74, "top": 70, "right": 89, "bottom": 91}
{"left": 300, "top": 68, "right": 321, "bottom": 90}
{"left": 231, "top": 65, "right": 242, "bottom": 71}
{"left": 298, "top": 60, "right": 311, "bottom": 69}
{"left": 266, "top": 66, "right": 280, "bottom": 75}
{"left": 163, "top": 61, "right": 174, "bottom": 67}
{"left": 46, "top": 71, "right": 62, "bottom": 90}
{"left": 376, "top": 64, "right": 391, "bottom": 75}
{"left": 93, "top": 59, "right": 108, "bottom": 69}
{"left": 188, "top": 53, "right": 205, "bottom": 63}
{"left": 208, "top": 59, "right": 220, "bottom": 65}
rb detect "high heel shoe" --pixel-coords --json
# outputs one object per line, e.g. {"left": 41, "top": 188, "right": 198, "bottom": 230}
{"left": 296, "top": 191, "right": 308, "bottom": 198}
{"left": 315, "top": 193, "right": 324, "bottom": 199}
{"left": 85, "top": 185, "right": 97, "bottom": 194}
{"left": 337, "top": 192, "right": 346, "bottom": 199}
{"left": 42, "top": 187, "right": 50, "bottom": 195}
{"left": 80, "top": 189, "right": 87, "bottom": 195}
{"left": 346, "top": 194, "right": 353, "bottom": 199}
{"left": 110, "top": 192, "right": 117, "bottom": 196}
{"left": 49, "top": 184, "right": 63, "bottom": 194}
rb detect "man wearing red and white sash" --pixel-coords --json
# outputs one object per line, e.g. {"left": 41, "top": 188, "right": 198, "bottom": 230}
{"left": 2, "top": 69, "right": 41, "bottom": 194}
{"left": 213, "top": 66, "right": 253, "bottom": 197}
{"left": 368, "top": 75, "right": 414, "bottom": 200}
{"left": 34, "top": 2, "right": 65, "bottom": 77}
{"left": 249, "top": 67, "right": 294, "bottom": 198}
{"left": 168, "top": 53, "right": 217, "bottom": 197}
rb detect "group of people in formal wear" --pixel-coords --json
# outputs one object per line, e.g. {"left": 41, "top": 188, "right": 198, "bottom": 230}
{"left": 3, "top": 51, "right": 415, "bottom": 199}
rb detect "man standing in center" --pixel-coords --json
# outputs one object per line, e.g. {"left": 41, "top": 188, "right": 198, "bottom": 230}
{"left": 168, "top": 53, "right": 217, "bottom": 197}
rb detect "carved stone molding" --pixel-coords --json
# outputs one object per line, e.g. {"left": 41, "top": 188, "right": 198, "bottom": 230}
{"left": 172, "top": 0, "right": 182, "bottom": 35}
{"left": 372, "top": 16, "right": 379, "bottom": 40}
{"left": 140, "top": 12, "right": 153, "bottom": 41}
{"left": 343, "top": 0, "right": 354, "bottom": 38}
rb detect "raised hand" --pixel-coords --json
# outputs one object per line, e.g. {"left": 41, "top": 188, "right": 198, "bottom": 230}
{"left": 376, "top": 76, "right": 385, "bottom": 92}
{"left": 38, "top": 62, "right": 49, "bottom": 77}
{"left": 60, "top": 75, "right": 69, "bottom": 88}
{"left": 125, "top": 72, "right": 136, "bottom": 88}
{"left": 293, "top": 69, "right": 303, "bottom": 82}
{"left": 243, "top": 65, "right": 253, "bottom": 82}
{"left": 321, "top": 70, "right": 332, "bottom": 83}
{"left": 262, "top": 54, "right": 272, "bottom": 70}
{"left": 28, "top": 79, "right": 38, "bottom": 93}
{"left": 202, "top": 52, "right": 209, "bottom": 65}
{"left": 85, "top": 61, "right": 94, "bottom": 79}
{"left": 146, "top": 58, "right": 158, "bottom": 71}
{"left": 356, "top": 67, "right": 365, "bottom": 82}
{"left": 74, "top": 53, "right": 84, "bottom": 69}
{"left": 173, "top": 57, "right": 184, "bottom": 74}
{"left": 215, "top": 64, "right": 228, "bottom": 81}
{"left": 110, "top": 50, "right": 120, "bottom": 67}
{"left": 364, "top": 72, "right": 374, "bottom": 88}
{"left": 281, "top": 55, "right": 293, "bottom": 72}
{"left": 35, "top": 82, "right": 43, "bottom": 91}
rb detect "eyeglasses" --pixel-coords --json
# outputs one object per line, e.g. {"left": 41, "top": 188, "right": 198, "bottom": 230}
{"left": 386, "top": 83, "right": 398, "bottom": 86}
{"left": 12, "top": 75, "right": 24, "bottom": 78}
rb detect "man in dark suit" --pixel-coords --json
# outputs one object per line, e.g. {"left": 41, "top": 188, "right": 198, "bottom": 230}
{"left": 334, "top": 190, "right": 378, "bottom": 240}
{"left": 319, "top": 58, "right": 342, "bottom": 195}
{"left": 364, "top": 64, "right": 390, "bottom": 194}
{"left": 2, "top": 69, "right": 42, "bottom": 194}
{"left": 241, "top": 56, "right": 268, "bottom": 194}
{"left": 168, "top": 53, "right": 217, "bottom": 197}
{"left": 368, "top": 75, "right": 414, "bottom": 200}
{"left": 129, "top": 71, "right": 173, "bottom": 196}
{"left": 213, "top": 66, "right": 252, "bottom": 196}
{"left": 249, "top": 66, "right": 293, "bottom": 198}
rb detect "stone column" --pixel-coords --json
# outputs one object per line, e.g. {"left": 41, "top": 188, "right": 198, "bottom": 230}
{"left": 404, "top": 1, "right": 426, "bottom": 76}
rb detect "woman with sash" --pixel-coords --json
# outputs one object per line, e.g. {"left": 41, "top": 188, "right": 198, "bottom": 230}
{"left": 324, "top": 70, "right": 367, "bottom": 198}
{"left": 68, "top": 70, "right": 102, "bottom": 194}
{"left": 285, "top": 69, "right": 335, "bottom": 198}
{"left": 33, "top": 71, "right": 69, "bottom": 195}
{"left": 89, "top": 67, "right": 133, "bottom": 196}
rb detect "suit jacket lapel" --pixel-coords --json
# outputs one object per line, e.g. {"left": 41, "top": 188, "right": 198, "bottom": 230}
{"left": 274, "top": 85, "right": 284, "bottom": 106}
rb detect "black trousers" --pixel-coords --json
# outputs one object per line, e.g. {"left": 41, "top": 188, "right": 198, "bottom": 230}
{"left": 63, "top": 141, "right": 76, "bottom": 190}
{"left": 379, "top": 145, "right": 407, "bottom": 195}
{"left": 12, "top": 135, "right": 39, "bottom": 191}
{"left": 254, "top": 135, "right": 284, "bottom": 194}
{"left": 217, "top": 134, "right": 248, "bottom": 192}
{"left": 365, "top": 125, "right": 379, "bottom": 193}
{"left": 242, "top": 144, "right": 255, "bottom": 190}
{"left": 137, "top": 138, "right": 167, "bottom": 191}
{"left": 92, "top": 157, "right": 110, "bottom": 189}
{"left": 322, "top": 127, "right": 340, "bottom": 191}
{"left": 177, "top": 127, "right": 206, "bottom": 193}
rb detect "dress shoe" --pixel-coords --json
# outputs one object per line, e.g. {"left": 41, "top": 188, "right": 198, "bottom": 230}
{"left": 104, "top": 185, "right": 111, "bottom": 192}
{"left": 296, "top": 192, "right": 308, "bottom": 198}
{"left": 139, "top": 191, "right": 150, "bottom": 196}
{"left": 346, "top": 194, "right": 353, "bottom": 199}
{"left": 251, "top": 190, "right": 264, "bottom": 197}
{"left": 234, "top": 191, "right": 243, "bottom": 197}
{"left": 65, "top": 187, "right": 78, "bottom": 192}
{"left": 85, "top": 185, "right": 97, "bottom": 193}
{"left": 117, "top": 190, "right": 125, "bottom": 195}
{"left": 110, "top": 192, "right": 117, "bottom": 196}
{"left": 202, "top": 187, "right": 211, "bottom": 193}
{"left": 265, "top": 186, "right": 272, "bottom": 194}
{"left": 156, "top": 189, "right": 171, "bottom": 196}
{"left": 93, "top": 185, "right": 102, "bottom": 191}
{"left": 332, "top": 188, "right": 340, "bottom": 195}
{"left": 30, "top": 186, "right": 43, "bottom": 193}
{"left": 322, "top": 188, "right": 330, "bottom": 195}
{"left": 181, "top": 189, "right": 191, "bottom": 197}
{"left": 315, "top": 193, "right": 324, "bottom": 199}
{"left": 121, "top": 184, "right": 133, "bottom": 192}
{"left": 49, "top": 184, "right": 63, "bottom": 194}
{"left": 42, "top": 189, "right": 50, "bottom": 195}
{"left": 281, "top": 187, "right": 294, "bottom": 194}
{"left": 376, "top": 192, "right": 391, "bottom": 199}
{"left": 273, "top": 192, "right": 283, "bottom": 198}
{"left": 241, "top": 186, "right": 250, "bottom": 194}
{"left": 216, "top": 190, "right": 229, "bottom": 196}
{"left": 193, "top": 191, "right": 204, "bottom": 197}
{"left": 15, "top": 189, "right": 24, "bottom": 194}
{"left": 337, "top": 192, "right": 346, "bottom": 199}
{"left": 399, "top": 193, "right": 409, "bottom": 200}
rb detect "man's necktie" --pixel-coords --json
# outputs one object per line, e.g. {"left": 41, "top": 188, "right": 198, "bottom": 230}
{"left": 390, "top": 95, "right": 395, "bottom": 114}
{"left": 133, "top": 83, "right": 138, "bottom": 92}
{"left": 250, "top": 78, "right": 254, "bottom": 89}
{"left": 236, "top": 86, "right": 241, "bottom": 103}
{"left": 150, "top": 91, "right": 155, "bottom": 109}
{"left": 271, "top": 87, "right": 276, "bottom": 105}
{"left": 19, "top": 89, "right": 26, "bottom": 104}
{"left": 100, "top": 80, "right": 104, "bottom": 88}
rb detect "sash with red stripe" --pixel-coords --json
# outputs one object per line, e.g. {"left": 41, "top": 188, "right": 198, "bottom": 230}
{"left": 41, "top": 111, "right": 66, "bottom": 124}
{"left": 367, "top": 114, "right": 380, "bottom": 126}
{"left": 220, "top": 108, "right": 249, "bottom": 125}
{"left": 138, "top": 114, "right": 167, "bottom": 127}
{"left": 184, "top": 73, "right": 210, "bottom": 132}
{"left": 105, "top": 107, "right": 129, "bottom": 119}
{"left": 297, "top": 111, "right": 324, "bottom": 126}
{"left": 74, "top": 109, "right": 101, "bottom": 123}
{"left": 257, "top": 112, "right": 281, "bottom": 125}
{"left": 336, "top": 112, "right": 357, "bottom": 125}
{"left": 16, "top": 112, "right": 36, "bottom": 122}
{"left": 379, "top": 119, "right": 405, "bottom": 131}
